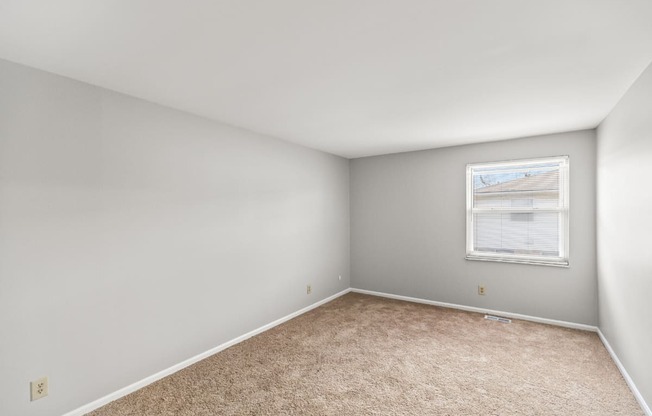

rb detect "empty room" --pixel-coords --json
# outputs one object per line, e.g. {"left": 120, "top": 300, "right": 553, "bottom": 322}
{"left": 1, "top": 1, "right": 651, "bottom": 415}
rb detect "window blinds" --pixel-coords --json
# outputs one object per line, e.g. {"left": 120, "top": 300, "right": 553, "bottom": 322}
{"left": 466, "top": 157, "right": 569, "bottom": 266}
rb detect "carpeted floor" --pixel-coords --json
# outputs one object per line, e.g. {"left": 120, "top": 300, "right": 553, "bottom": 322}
{"left": 89, "top": 293, "right": 642, "bottom": 415}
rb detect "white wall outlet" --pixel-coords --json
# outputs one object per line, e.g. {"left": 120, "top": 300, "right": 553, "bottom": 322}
{"left": 478, "top": 285, "right": 486, "bottom": 296}
{"left": 307, "top": 284, "right": 312, "bottom": 295}
{"left": 30, "top": 377, "right": 48, "bottom": 401}
{"left": 338, "top": 275, "right": 342, "bottom": 281}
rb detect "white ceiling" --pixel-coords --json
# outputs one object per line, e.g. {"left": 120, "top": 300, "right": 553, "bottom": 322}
{"left": 1, "top": 1, "right": 651, "bottom": 158}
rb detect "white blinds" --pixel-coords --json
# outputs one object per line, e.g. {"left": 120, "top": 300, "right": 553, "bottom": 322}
{"left": 466, "top": 157, "right": 569, "bottom": 266}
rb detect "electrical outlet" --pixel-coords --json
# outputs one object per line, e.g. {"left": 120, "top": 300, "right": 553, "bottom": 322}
{"left": 338, "top": 275, "right": 342, "bottom": 281}
{"left": 478, "top": 285, "right": 486, "bottom": 296}
{"left": 307, "top": 285, "right": 312, "bottom": 295}
{"left": 30, "top": 377, "right": 48, "bottom": 401}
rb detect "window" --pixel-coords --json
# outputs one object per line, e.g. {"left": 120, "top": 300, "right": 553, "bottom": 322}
{"left": 466, "top": 156, "right": 569, "bottom": 267}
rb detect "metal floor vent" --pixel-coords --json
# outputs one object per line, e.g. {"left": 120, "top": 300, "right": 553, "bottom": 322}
{"left": 484, "top": 315, "right": 512, "bottom": 324}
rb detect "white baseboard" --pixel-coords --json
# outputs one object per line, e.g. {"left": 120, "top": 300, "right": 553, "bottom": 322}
{"left": 352, "top": 288, "right": 651, "bottom": 415}
{"left": 351, "top": 288, "right": 597, "bottom": 332}
{"left": 63, "top": 287, "right": 650, "bottom": 416}
{"left": 62, "top": 288, "right": 352, "bottom": 416}
{"left": 597, "top": 329, "right": 651, "bottom": 416}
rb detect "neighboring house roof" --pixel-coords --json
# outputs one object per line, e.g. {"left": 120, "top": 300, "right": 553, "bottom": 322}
{"left": 476, "top": 170, "right": 558, "bottom": 194}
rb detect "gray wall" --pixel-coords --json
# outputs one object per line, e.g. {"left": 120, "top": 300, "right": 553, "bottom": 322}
{"left": 0, "top": 59, "right": 350, "bottom": 416}
{"left": 351, "top": 130, "right": 597, "bottom": 325}
{"left": 597, "top": 62, "right": 652, "bottom": 408}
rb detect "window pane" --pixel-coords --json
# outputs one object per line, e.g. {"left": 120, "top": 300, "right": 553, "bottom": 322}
{"left": 473, "top": 212, "right": 560, "bottom": 257}
{"left": 473, "top": 164, "right": 560, "bottom": 209}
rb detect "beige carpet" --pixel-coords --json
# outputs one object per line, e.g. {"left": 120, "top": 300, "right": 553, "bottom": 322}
{"left": 89, "top": 293, "right": 642, "bottom": 415}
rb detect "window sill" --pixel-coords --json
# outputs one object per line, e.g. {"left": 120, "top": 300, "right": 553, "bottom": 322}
{"left": 465, "top": 254, "right": 569, "bottom": 268}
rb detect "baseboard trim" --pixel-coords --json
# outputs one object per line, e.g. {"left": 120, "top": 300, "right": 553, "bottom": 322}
{"left": 62, "top": 287, "right": 650, "bottom": 416}
{"left": 597, "top": 329, "right": 651, "bottom": 416}
{"left": 352, "top": 288, "right": 652, "bottom": 414}
{"left": 350, "top": 288, "right": 598, "bottom": 332}
{"left": 62, "top": 288, "right": 352, "bottom": 416}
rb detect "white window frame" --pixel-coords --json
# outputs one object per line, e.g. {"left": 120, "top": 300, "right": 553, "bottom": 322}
{"left": 465, "top": 156, "right": 570, "bottom": 267}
